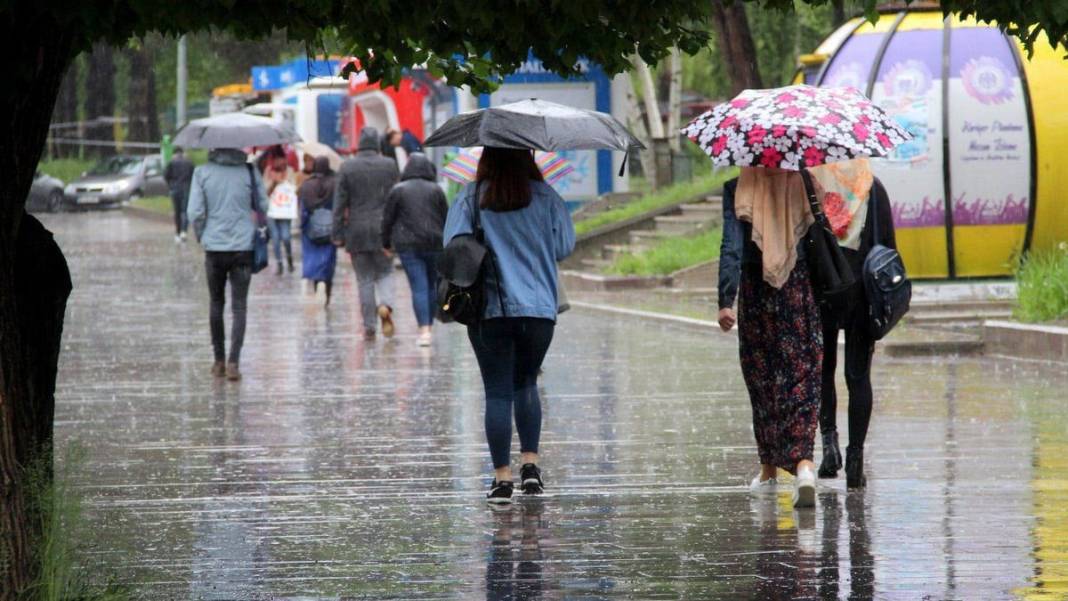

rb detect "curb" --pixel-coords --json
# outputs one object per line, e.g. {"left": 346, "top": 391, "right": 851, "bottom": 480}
{"left": 982, "top": 320, "right": 1068, "bottom": 363}
{"left": 122, "top": 205, "right": 171, "bottom": 224}
{"left": 569, "top": 300, "right": 721, "bottom": 332}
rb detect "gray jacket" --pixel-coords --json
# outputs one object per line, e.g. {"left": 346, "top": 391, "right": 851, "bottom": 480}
{"left": 187, "top": 149, "right": 268, "bottom": 252}
{"left": 333, "top": 128, "right": 400, "bottom": 253}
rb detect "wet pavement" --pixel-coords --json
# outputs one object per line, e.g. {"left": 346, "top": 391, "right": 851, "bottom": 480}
{"left": 44, "top": 211, "right": 1068, "bottom": 600}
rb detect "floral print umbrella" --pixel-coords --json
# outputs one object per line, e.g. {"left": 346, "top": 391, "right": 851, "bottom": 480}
{"left": 682, "top": 85, "right": 911, "bottom": 171}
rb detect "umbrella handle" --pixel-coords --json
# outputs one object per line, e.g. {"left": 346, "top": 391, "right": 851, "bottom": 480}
{"left": 618, "top": 151, "right": 627, "bottom": 177}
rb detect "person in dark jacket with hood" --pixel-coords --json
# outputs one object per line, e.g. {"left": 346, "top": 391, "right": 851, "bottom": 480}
{"left": 382, "top": 152, "right": 448, "bottom": 346}
{"left": 298, "top": 155, "right": 338, "bottom": 306}
{"left": 164, "top": 147, "right": 195, "bottom": 243}
{"left": 333, "top": 127, "right": 401, "bottom": 340}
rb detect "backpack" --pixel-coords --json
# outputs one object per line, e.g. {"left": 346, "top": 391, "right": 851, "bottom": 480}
{"left": 306, "top": 206, "right": 334, "bottom": 245}
{"left": 435, "top": 187, "right": 505, "bottom": 325}
{"left": 862, "top": 193, "right": 911, "bottom": 340}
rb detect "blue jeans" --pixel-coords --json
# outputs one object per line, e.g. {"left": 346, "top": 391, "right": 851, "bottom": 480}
{"left": 467, "top": 318, "right": 555, "bottom": 469}
{"left": 267, "top": 218, "right": 292, "bottom": 264}
{"left": 398, "top": 251, "right": 440, "bottom": 327}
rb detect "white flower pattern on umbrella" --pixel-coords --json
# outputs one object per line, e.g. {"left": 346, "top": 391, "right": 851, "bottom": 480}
{"left": 682, "top": 85, "right": 911, "bottom": 170}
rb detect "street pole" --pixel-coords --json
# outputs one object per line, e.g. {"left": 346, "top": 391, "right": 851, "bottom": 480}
{"left": 176, "top": 35, "right": 188, "bottom": 130}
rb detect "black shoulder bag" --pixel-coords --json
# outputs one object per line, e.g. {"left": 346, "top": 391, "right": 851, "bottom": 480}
{"left": 436, "top": 186, "right": 506, "bottom": 325}
{"left": 801, "top": 168, "right": 856, "bottom": 312}
{"left": 862, "top": 188, "right": 911, "bottom": 340}
{"left": 248, "top": 164, "right": 270, "bottom": 274}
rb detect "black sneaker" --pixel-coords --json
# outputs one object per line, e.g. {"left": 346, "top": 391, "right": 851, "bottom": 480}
{"left": 487, "top": 480, "right": 514, "bottom": 504}
{"left": 520, "top": 463, "right": 543, "bottom": 495}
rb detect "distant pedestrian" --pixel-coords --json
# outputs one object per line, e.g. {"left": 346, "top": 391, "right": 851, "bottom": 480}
{"left": 400, "top": 129, "right": 423, "bottom": 156}
{"left": 381, "top": 128, "right": 408, "bottom": 171}
{"left": 264, "top": 151, "right": 296, "bottom": 274}
{"left": 164, "top": 147, "right": 194, "bottom": 244}
{"left": 381, "top": 153, "right": 448, "bottom": 346}
{"left": 187, "top": 148, "right": 267, "bottom": 382}
{"left": 811, "top": 160, "right": 897, "bottom": 489}
{"left": 443, "top": 147, "right": 576, "bottom": 504}
{"left": 298, "top": 155, "right": 338, "bottom": 306}
{"left": 718, "top": 167, "right": 822, "bottom": 509}
{"left": 333, "top": 127, "right": 401, "bottom": 340}
{"left": 295, "top": 152, "right": 316, "bottom": 189}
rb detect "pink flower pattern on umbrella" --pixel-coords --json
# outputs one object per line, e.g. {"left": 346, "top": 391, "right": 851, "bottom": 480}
{"left": 682, "top": 84, "right": 910, "bottom": 171}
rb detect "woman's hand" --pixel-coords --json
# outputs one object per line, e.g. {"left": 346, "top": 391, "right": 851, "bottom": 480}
{"left": 718, "top": 307, "right": 736, "bottom": 332}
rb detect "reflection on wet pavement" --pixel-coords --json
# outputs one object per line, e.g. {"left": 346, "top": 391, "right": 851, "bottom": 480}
{"left": 45, "top": 212, "right": 1068, "bottom": 599}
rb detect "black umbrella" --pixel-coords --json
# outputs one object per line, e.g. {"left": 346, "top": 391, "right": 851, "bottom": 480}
{"left": 423, "top": 99, "right": 645, "bottom": 152}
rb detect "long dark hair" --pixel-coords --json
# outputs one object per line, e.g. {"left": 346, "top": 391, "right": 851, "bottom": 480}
{"left": 475, "top": 147, "right": 543, "bottom": 211}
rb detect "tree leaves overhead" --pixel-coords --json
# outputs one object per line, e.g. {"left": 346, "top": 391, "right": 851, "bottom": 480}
{"left": 1, "top": 0, "right": 1064, "bottom": 92}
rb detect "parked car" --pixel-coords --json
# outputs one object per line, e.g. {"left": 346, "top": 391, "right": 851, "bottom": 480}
{"left": 63, "top": 155, "right": 168, "bottom": 208}
{"left": 26, "top": 170, "right": 66, "bottom": 213}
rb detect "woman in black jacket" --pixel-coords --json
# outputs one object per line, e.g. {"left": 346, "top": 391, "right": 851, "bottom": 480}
{"left": 382, "top": 153, "right": 449, "bottom": 346}
{"left": 812, "top": 166, "right": 897, "bottom": 489}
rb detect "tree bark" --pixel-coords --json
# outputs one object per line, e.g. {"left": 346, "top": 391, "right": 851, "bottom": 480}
{"left": 710, "top": 0, "right": 764, "bottom": 96}
{"left": 666, "top": 47, "right": 682, "bottom": 152}
{"left": 127, "top": 42, "right": 160, "bottom": 144}
{"left": 832, "top": 0, "right": 847, "bottom": 27}
{"left": 623, "top": 76, "right": 657, "bottom": 184}
{"left": 50, "top": 63, "right": 80, "bottom": 159}
{"left": 0, "top": 14, "right": 76, "bottom": 597}
{"left": 85, "top": 42, "right": 116, "bottom": 157}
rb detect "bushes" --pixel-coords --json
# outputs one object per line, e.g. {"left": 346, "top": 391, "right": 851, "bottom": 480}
{"left": 1014, "top": 243, "right": 1068, "bottom": 323}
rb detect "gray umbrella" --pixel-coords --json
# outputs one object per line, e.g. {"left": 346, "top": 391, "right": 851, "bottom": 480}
{"left": 174, "top": 112, "right": 301, "bottom": 149}
{"left": 423, "top": 99, "right": 644, "bottom": 152}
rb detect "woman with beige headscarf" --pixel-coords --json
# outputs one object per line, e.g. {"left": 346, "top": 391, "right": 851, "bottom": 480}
{"left": 717, "top": 166, "right": 822, "bottom": 509}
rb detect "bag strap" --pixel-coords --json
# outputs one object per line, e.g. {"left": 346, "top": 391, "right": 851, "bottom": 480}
{"left": 869, "top": 182, "right": 880, "bottom": 246}
{"left": 470, "top": 183, "right": 507, "bottom": 319}
{"left": 799, "top": 168, "right": 826, "bottom": 227}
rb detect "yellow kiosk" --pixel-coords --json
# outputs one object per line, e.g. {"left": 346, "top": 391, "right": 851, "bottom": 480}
{"left": 799, "top": 8, "right": 1068, "bottom": 278}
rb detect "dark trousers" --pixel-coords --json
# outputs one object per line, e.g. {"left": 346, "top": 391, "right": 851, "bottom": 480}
{"left": 820, "top": 302, "right": 875, "bottom": 450}
{"left": 468, "top": 318, "right": 555, "bottom": 469}
{"left": 171, "top": 190, "right": 188, "bottom": 235}
{"left": 205, "top": 251, "right": 252, "bottom": 364}
{"left": 398, "top": 250, "right": 440, "bottom": 327}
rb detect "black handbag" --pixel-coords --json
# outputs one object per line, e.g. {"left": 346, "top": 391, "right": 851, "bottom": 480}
{"left": 801, "top": 168, "right": 856, "bottom": 312}
{"left": 247, "top": 164, "right": 270, "bottom": 274}
{"left": 436, "top": 187, "right": 505, "bottom": 325}
{"left": 862, "top": 188, "right": 911, "bottom": 339}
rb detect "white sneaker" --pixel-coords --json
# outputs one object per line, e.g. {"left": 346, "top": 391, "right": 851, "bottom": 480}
{"left": 174, "top": 234, "right": 183, "bottom": 244}
{"left": 749, "top": 474, "right": 777, "bottom": 495}
{"left": 180, "top": 232, "right": 188, "bottom": 242}
{"left": 314, "top": 281, "right": 327, "bottom": 304}
{"left": 417, "top": 331, "right": 432, "bottom": 347}
{"left": 793, "top": 466, "right": 816, "bottom": 508}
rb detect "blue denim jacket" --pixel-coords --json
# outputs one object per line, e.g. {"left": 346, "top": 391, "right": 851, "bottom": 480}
{"left": 444, "top": 181, "right": 575, "bottom": 321}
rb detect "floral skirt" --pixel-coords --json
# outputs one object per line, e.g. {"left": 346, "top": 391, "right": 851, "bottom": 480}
{"left": 738, "top": 258, "right": 823, "bottom": 473}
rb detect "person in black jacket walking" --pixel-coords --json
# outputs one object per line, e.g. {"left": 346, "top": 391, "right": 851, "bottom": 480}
{"left": 164, "top": 147, "right": 195, "bottom": 243}
{"left": 809, "top": 160, "right": 897, "bottom": 489}
{"left": 382, "top": 153, "right": 448, "bottom": 346}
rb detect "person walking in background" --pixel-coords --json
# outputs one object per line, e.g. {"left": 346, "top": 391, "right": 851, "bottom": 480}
{"left": 810, "top": 160, "right": 897, "bottom": 489}
{"left": 264, "top": 150, "right": 296, "bottom": 275}
{"left": 333, "top": 127, "right": 401, "bottom": 340}
{"left": 382, "top": 153, "right": 448, "bottom": 346}
{"left": 298, "top": 155, "right": 338, "bottom": 306}
{"left": 717, "top": 167, "right": 822, "bottom": 509}
{"left": 443, "top": 147, "right": 576, "bottom": 504}
{"left": 295, "top": 151, "right": 316, "bottom": 189}
{"left": 164, "top": 147, "right": 195, "bottom": 244}
{"left": 381, "top": 128, "right": 408, "bottom": 171}
{"left": 187, "top": 148, "right": 267, "bottom": 382}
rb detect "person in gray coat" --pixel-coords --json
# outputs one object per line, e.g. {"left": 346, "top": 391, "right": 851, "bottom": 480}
{"left": 333, "top": 127, "right": 401, "bottom": 340}
{"left": 187, "top": 148, "right": 268, "bottom": 381}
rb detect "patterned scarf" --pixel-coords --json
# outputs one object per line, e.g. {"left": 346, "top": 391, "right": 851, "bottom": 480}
{"left": 807, "top": 159, "right": 874, "bottom": 250}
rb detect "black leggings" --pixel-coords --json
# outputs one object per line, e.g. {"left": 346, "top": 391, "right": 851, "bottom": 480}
{"left": 205, "top": 251, "right": 252, "bottom": 364}
{"left": 819, "top": 303, "right": 875, "bottom": 449}
{"left": 468, "top": 318, "right": 555, "bottom": 469}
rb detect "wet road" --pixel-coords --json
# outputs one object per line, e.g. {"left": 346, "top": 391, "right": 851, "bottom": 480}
{"left": 45, "top": 211, "right": 1068, "bottom": 600}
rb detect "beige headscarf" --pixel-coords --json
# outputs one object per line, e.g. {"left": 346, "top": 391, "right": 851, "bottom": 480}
{"left": 735, "top": 167, "right": 815, "bottom": 289}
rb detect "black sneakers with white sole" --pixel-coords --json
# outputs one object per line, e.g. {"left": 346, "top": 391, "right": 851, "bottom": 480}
{"left": 520, "top": 463, "right": 544, "bottom": 495}
{"left": 487, "top": 480, "right": 514, "bottom": 504}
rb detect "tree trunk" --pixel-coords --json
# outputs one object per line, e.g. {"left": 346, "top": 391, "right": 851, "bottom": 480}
{"left": 710, "top": 0, "right": 764, "bottom": 96}
{"left": 0, "top": 14, "right": 76, "bottom": 598}
{"left": 85, "top": 42, "right": 116, "bottom": 157}
{"left": 127, "top": 42, "right": 160, "bottom": 144}
{"left": 832, "top": 0, "right": 847, "bottom": 27}
{"left": 50, "top": 63, "right": 80, "bottom": 159}
{"left": 623, "top": 76, "right": 656, "bottom": 184}
{"left": 666, "top": 47, "right": 682, "bottom": 152}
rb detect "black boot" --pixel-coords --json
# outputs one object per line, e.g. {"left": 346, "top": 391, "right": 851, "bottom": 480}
{"left": 275, "top": 261, "right": 283, "bottom": 275}
{"left": 286, "top": 253, "right": 294, "bottom": 273}
{"left": 846, "top": 446, "right": 866, "bottom": 489}
{"left": 819, "top": 430, "right": 842, "bottom": 479}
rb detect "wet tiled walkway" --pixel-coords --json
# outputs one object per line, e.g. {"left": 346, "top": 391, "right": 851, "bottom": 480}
{"left": 45, "top": 212, "right": 1068, "bottom": 599}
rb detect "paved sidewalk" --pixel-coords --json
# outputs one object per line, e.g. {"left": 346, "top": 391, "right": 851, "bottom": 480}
{"left": 45, "top": 212, "right": 1068, "bottom": 599}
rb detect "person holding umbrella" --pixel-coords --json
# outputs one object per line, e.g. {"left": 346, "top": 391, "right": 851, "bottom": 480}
{"left": 176, "top": 111, "right": 300, "bottom": 381}
{"left": 428, "top": 99, "right": 642, "bottom": 504}
{"left": 686, "top": 85, "right": 910, "bottom": 508}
